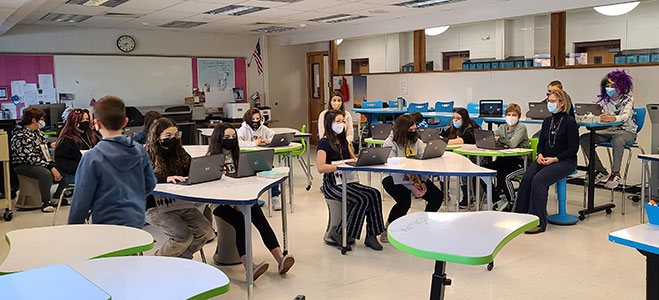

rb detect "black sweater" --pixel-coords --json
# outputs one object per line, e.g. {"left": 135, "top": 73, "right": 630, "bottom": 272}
{"left": 537, "top": 112, "right": 579, "bottom": 162}
{"left": 147, "top": 152, "right": 191, "bottom": 209}
{"left": 54, "top": 136, "right": 92, "bottom": 175}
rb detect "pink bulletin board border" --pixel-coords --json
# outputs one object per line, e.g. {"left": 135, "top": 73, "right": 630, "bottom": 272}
{"left": 192, "top": 58, "right": 247, "bottom": 102}
{"left": 0, "top": 55, "right": 55, "bottom": 103}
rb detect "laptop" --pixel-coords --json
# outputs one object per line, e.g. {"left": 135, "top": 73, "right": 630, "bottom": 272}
{"left": 410, "top": 139, "right": 447, "bottom": 160}
{"left": 474, "top": 129, "right": 507, "bottom": 150}
{"left": 527, "top": 101, "right": 552, "bottom": 120}
{"left": 178, "top": 154, "right": 224, "bottom": 185}
{"left": 267, "top": 132, "right": 295, "bottom": 147}
{"left": 345, "top": 146, "right": 392, "bottom": 166}
{"left": 370, "top": 123, "right": 392, "bottom": 140}
{"left": 479, "top": 99, "right": 504, "bottom": 117}
{"left": 227, "top": 149, "right": 275, "bottom": 178}
{"left": 574, "top": 103, "right": 602, "bottom": 116}
{"left": 418, "top": 128, "right": 442, "bottom": 143}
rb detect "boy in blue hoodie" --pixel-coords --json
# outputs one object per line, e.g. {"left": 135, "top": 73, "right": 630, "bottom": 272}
{"left": 68, "top": 96, "right": 157, "bottom": 227}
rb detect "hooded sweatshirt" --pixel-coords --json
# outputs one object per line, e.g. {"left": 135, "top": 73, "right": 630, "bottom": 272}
{"left": 68, "top": 135, "right": 157, "bottom": 227}
{"left": 237, "top": 121, "right": 275, "bottom": 147}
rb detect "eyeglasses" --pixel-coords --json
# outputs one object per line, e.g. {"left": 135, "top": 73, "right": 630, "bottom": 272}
{"left": 161, "top": 132, "right": 182, "bottom": 139}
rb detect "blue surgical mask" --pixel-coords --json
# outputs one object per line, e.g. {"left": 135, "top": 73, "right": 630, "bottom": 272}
{"left": 547, "top": 102, "right": 559, "bottom": 114}
{"left": 452, "top": 120, "right": 462, "bottom": 129}
{"left": 605, "top": 87, "right": 618, "bottom": 98}
{"left": 331, "top": 123, "right": 344, "bottom": 134}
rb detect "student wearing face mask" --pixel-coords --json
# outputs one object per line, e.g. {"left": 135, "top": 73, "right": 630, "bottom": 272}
{"left": 318, "top": 91, "right": 354, "bottom": 143}
{"left": 482, "top": 104, "right": 529, "bottom": 205}
{"left": 380, "top": 115, "right": 443, "bottom": 243}
{"left": 11, "top": 107, "right": 64, "bottom": 212}
{"left": 207, "top": 124, "right": 295, "bottom": 281}
{"left": 237, "top": 108, "right": 282, "bottom": 209}
{"left": 144, "top": 118, "right": 215, "bottom": 258}
{"left": 515, "top": 90, "right": 578, "bottom": 234}
{"left": 579, "top": 70, "right": 637, "bottom": 189}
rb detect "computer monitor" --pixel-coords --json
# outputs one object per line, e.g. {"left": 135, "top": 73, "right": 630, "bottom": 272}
{"left": 28, "top": 103, "right": 66, "bottom": 132}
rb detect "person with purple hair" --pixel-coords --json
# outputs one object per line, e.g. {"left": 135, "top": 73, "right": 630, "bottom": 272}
{"left": 579, "top": 70, "right": 638, "bottom": 189}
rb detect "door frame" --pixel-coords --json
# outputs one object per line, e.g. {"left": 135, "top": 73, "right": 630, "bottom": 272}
{"left": 306, "top": 51, "right": 329, "bottom": 144}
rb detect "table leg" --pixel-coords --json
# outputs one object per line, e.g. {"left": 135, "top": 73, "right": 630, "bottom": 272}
{"left": 466, "top": 176, "right": 471, "bottom": 211}
{"left": 523, "top": 155, "right": 527, "bottom": 172}
{"left": 288, "top": 152, "right": 295, "bottom": 213}
{"left": 486, "top": 176, "right": 492, "bottom": 210}
{"left": 639, "top": 250, "right": 659, "bottom": 300}
{"left": 443, "top": 176, "right": 449, "bottom": 212}
{"left": 641, "top": 160, "right": 648, "bottom": 224}
{"left": 475, "top": 157, "right": 482, "bottom": 211}
{"left": 280, "top": 179, "right": 289, "bottom": 256}
{"left": 3, "top": 161, "right": 10, "bottom": 213}
{"left": 578, "top": 127, "right": 615, "bottom": 219}
{"left": 240, "top": 204, "right": 254, "bottom": 300}
{"left": 305, "top": 136, "right": 312, "bottom": 184}
{"left": 341, "top": 170, "right": 349, "bottom": 255}
{"left": 430, "top": 260, "right": 450, "bottom": 300}
{"left": 268, "top": 189, "right": 273, "bottom": 218}
{"left": 198, "top": 131, "right": 203, "bottom": 145}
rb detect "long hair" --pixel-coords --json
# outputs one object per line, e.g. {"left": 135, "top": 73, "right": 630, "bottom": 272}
{"left": 142, "top": 111, "right": 162, "bottom": 132}
{"left": 56, "top": 108, "right": 98, "bottom": 148}
{"left": 549, "top": 89, "right": 573, "bottom": 113}
{"left": 242, "top": 108, "right": 261, "bottom": 124}
{"left": 598, "top": 70, "right": 633, "bottom": 102}
{"left": 207, "top": 123, "right": 240, "bottom": 166}
{"left": 448, "top": 107, "right": 477, "bottom": 139}
{"left": 145, "top": 118, "right": 190, "bottom": 177}
{"left": 328, "top": 91, "right": 345, "bottom": 112}
{"left": 323, "top": 110, "right": 348, "bottom": 155}
{"left": 392, "top": 114, "right": 417, "bottom": 148}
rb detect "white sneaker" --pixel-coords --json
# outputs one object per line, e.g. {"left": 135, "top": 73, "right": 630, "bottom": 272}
{"left": 41, "top": 205, "right": 55, "bottom": 213}
{"left": 594, "top": 172, "right": 609, "bottom": 184}
{"left": 272, "top": 196, "right": 282, "bottom": 211}
{"left": 604, "top": 174, "right": 622, "bottom": 189}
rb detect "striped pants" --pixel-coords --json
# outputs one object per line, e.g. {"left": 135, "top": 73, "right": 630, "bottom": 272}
{"left": 322, "top": 175, "right": 385, "bottom": 239}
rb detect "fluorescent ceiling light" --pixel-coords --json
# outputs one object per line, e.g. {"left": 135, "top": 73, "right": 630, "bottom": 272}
{"left": 66, "top": 0, "right": 129, "bottom": 7}
{"left": 327, "top": 15, "right": 367, "bottom": 23}
{"left": 40, "top": 13, "right": 92, "bottom": 23}
{"left": 309, "top": 14, "right": 350, "bottom": 22}
{"left": 425, "top": 25, "right": 449, "bottom": 36}
{"left": 251, "top": 26, "right": 296, "bottom": 33}
{"left": 394, "top": 0, "right": 465, "bottom": 9}
{"left": 158, "top": 21, "right": 207, "bottom": 29}
{"left": 206, "top": 5, "right": 268, "bottom": 16}
{"left": 594, "top": 1, "right": 640, "bottom": 16}
{"left": 336, "top": 39, "right": 343, "bottom": 45}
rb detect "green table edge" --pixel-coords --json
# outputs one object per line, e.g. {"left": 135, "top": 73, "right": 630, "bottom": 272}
{"left": 445, "top": 145, "right": 461, "bottom": 151}
{"left": 453, "top": 149, "right": 532, "bottom": 157}
{"left": 387, "top": 218, "right": 539, "bottom": 265}
{"left": 187, "top": 282, "right": 231, "bottom": 300}
{"left": 364, "top": 139, "right": 385, "bottom": 145}
{"left": 241, "top": 144, "right": 302, "bottom": 154}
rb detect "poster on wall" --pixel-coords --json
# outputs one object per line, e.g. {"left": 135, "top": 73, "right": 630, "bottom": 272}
{"left": 353, "top": 76, "right": 367, "bottom": 108}
{"left": 193, "top": 58, "right": 247, "bottom": 108}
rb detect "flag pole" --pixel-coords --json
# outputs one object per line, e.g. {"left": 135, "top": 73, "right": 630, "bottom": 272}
{"left": 247, "top": 36, "right": 260, "bottom": 67}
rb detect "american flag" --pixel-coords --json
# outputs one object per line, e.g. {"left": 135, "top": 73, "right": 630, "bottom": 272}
{"left": 252, "top": 39, "right": 263, "bottom": 76}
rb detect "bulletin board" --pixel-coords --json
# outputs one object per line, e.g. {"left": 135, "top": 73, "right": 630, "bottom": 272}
{"left": 0, "top": 55, "right": 55, "bottom": 117}
{"left": 192, "top": 58, "right": 247, "bottom": 108}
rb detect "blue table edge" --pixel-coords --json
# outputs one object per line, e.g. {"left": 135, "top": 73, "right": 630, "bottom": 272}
{"left": 609, "top": 232, "right": 659, "bottom": 255}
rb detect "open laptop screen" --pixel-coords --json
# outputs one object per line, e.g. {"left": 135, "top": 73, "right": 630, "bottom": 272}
{"left": 479, "top": 100, "right": 503, "bottom": 117}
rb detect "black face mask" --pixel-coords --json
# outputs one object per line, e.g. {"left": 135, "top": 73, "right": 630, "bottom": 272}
{"left": 406, "top": 131, "right": 417, "bottom": 141}
{"left": 222, "top": 138, "right": 237, "bottom": 151}
{"left": 160, "top": 137, "right": 179, "bottom": 150}
{"left": 78, "top": 121, "right": 90, "bottom": 131}
{"left": 251, "top": 121, "right": 261, "bottom": 131}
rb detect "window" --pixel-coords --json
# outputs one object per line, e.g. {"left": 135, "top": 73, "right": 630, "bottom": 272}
{"left": 337, "top": 32, "right": 414, "bottom": 74}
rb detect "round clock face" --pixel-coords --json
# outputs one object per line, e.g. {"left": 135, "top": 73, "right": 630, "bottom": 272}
{"left": 117, "top": 35, "right": 136, "bottom": 53}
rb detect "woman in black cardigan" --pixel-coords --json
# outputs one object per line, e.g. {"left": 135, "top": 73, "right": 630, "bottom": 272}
{"left": 515, "top": 89, "right": 578, "bottom": 234}
{"left": 54, "top": 108, "right": 98, "bottom": 186}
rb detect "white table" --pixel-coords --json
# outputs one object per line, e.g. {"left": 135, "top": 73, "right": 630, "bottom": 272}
{"left": 609, "top": 224, "right": 659, "bottom": 300}
{"left": 0, "top": 224, "right": 154, "bottom": 274}
{"left": 153, "top": 175, "right": 288, "bottom": 300}
{"left": 183, "top": 143, "right": 301, "bottom": 213}
{"left": 639, "top": 154, "right": 659, "bottom": 223}
{"left": 388, "top": 211, "right": 539, "bottom": 300}
{"left": 335, "top": 152, "right": 497, "bottom": 254}
{"left": 69, "top": 256, "right": 230, "bottom": 300}
{"left": 0, "top": 264, "right": 111, "bottom": 300}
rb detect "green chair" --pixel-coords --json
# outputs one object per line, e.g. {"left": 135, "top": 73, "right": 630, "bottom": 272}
{"left": 501, "top": 138, "right": 538, "bottom": 211}
{"left": 292, "top": 125, "right": 313, "bottom": 191}
{"left": 52, "top": 184, "right": 75, "bottom": 226}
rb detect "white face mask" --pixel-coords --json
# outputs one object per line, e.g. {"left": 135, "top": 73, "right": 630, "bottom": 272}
{"left": 331, "top": 100, "right": 342, "bottom": 110}
{"left": 38, "top": 120, "right": 46, "bottom": 129}
{"left": 505, "top": 115, "right": 518, "bottom": 126}
{"left": 331, "top": 123, "right": 344, "bottom": 134}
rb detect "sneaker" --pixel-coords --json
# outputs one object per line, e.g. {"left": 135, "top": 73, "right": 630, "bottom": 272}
{"left": 604, "top": 174, "right": 622, "bottom": 189}
{"left": 251, "top": 262, "right": 269, "bottom": 281}
{"left": 41, "top": 205, "right": 55, "bottom": 213}
{"left": 594, "top": 171, "right": 609, "bottom": 184}
{"left": 272, "top": 196, "right": 282, "bottom": 211}
{"left": 278, "top": 255, "right": 295, "bottom": 275}
{"left": 459, "top": 198, "right": 468, "bottom": 209}
{"left": 380, "top": 232, "right": 389, "bottom": 243}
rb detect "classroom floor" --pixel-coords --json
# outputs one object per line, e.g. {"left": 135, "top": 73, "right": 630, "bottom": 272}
{"left": 0, "top": 148, "right": 648, "bottom": 300}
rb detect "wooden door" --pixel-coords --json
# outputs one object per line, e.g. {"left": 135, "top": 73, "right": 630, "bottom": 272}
{"left": 307, "top": 52, "right": 327, "bottom": 144}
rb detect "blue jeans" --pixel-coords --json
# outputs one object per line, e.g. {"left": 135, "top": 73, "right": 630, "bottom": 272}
{"left": 271, "top": 185, "right": 281, "bottom": 197}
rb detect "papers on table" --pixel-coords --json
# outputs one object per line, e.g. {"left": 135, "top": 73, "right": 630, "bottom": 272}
{"left": 498, "top": 148, "right": 532, "bottom": 154}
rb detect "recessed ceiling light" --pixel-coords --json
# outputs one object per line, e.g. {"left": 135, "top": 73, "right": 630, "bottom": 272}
{"left": 40, "top": 13, "right": 92, "bottom": 23}
{"left": 368, "top": 9, "right": 389, "bottom": 14}
{"left": 336, "top": 38, "right": 343, "bottom": 45}
{"left": 327, "top": 15, "right": 367, "bottom": 23}
{"left": 251, "top": 26, "right": 296, "bottom": 33}
{"left": 206, "top": 5, "right": 268, "bottom": 16}
{"left": 394, "top": 0, "right": 465, "bottom": 9}
{"left": 594, "top": 1, "right": 640, "bottom": 16}
{"left": 299, "top": 23, "right": 307, "bottom": 28}
{"left": 309, "top": 14, "right": 350, "bottom": 22}
{"left": 66, "top": 0, "right": 129, "bottom": 8}
{"left": 425, "top": 25, "right": 449, "bottom": 36}
{"left": 158, "top": 21, "right": 207, "bottom": 29}
{"left": 309, "top": 14, "right": 368, "bottom": 23}
{"left": 104, "top": 12, "right": 143, "bottom": 18}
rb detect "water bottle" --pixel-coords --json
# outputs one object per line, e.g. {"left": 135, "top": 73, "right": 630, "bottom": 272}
{"left": 397, "top": 97, "right": 404, "bottom": 110}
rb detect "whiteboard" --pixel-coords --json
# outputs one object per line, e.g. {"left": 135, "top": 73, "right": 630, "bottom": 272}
{"left": 54, "top": 55, "right": 192, "bottom": 107}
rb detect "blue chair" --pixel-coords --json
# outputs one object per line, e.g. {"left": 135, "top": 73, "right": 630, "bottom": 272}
{"left": 595, "top": 107, "right": 647, "bottom": 215}
{"left": 363, "top": 101, "right": 383, "bottom": 109}
{"left": 435, "top": 101, "right": 454, "bottom": 113}
{"left": 387, "top": 99, "right": 407, "bottom": 108}
{"left": 408, "top": 102, "right": 429, "bottom": 113}
{"left": 467, "top": 103, "right": 480, "bottom": 114}
{"left": 547, "top": 171, "right": 579, "bottom": 225}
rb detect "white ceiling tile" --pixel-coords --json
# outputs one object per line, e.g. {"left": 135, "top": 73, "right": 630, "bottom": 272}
{"left": 106, "top": 7, "right": 157, "bottom": 15}
{"left": 139, "top": 10, "right": 197, "bottom": 21}
{"left": 180, "top": 12, "right": 230, "bottom": 22}
{"left": 0, "top": 8, "right": 14, "bottom": 21}
{"left": 51, "top": 3, "right": 111, "bottom": 15}
{"left": 18, "top": 11, "right": 50, "bottom": 24}
{"left": 163, "top": 1, "right": 226, "bottom": 13}
{"left": 315, "top": 2, "right": 382, "bottom": 14}
{"left": 34, "top": 2, "right": 64, "bottom": 12}
{"left": 115, "top": 18, "right": 154, "bottom": 28}
{"left": 247, "top": 7, "right": 297, "bottom": 18}
{"left": 214, "top": 15, "right": 261, "bottom": 25}
{"left": 271, "top": 11, "right": 326, "bottom": 21}
{"left": 185, "top": 0, "right": 245, "bottom": 4}
{"left": 239, "top": 0, "right": 289, "bottom": 8}
{"left": 0, "top": 0, "right": 26, "bottom": 9}
{"left": 79, "top": 16, "right": 133, "bottom": 26}
{"left": 280, "top": 0, "right": 346, "bottom": 12}
{"left": 114, "top": 0, "right": 185, "bottom": 10}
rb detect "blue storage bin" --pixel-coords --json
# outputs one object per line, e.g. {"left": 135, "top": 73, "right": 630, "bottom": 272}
{"left": 503, "top": 62, "right": 514, "bottom": 68}
{"left": 646, "top": 204, "right": 659, "bottom": 225}
{"left": 462, "top": 63, "right": 469, "bottom": 70}
{"left": 639, "top": 55, "right": 650, "bottom": 63}
{"left": 469, "top": 63, "right": 476, "bottom": 70}
{"left": 476, "top": 63, "right": 483, "bottom": 69}
{"left": 627, "top": 55, "right": 638, "bottom": 64}
{"left": 614, "top": 56, "right": 626, "bottom": 64}
{"left": 524, "top": 60, "right": 532, "bottom": 67}
{"left": 483, "top": 63, "right": 490, "bottom": 69}
{"left": 514, "top": 61, "right": 523, "bottom": 68}
{"left": 652, "top": 55, "right": 659, "bottom": 62}
{"left": 491, "top": 62, "right": 499, "bottom": 69}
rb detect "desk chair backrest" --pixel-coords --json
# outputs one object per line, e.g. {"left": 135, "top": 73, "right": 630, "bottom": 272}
{"left": 292, "top": 125, "right": 306, "bottom": 156}
{"left": 634, "top": 107, "right": 646, "bottom": 133}
{"left": 467, "top": 103, "right": 480, "bottom": 114}
{"left": 434, "top": 101, "right": 454, "bottom": 113}
{"left": 408, "top": 102, "right": 429, "bottom": 113}
{"left": 388, "top": 99, "right": 407, "bottom": 108}
{"left": 529, "top": 138, "right": 539, "bottom": 161}
{"left": 363, "top": 101, "right": 383, "bottom": 109}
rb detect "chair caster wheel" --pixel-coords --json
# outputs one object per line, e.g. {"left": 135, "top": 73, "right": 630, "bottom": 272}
{"left": 606, "top": 208, "right": 613, "bottom": 214}
{"left": 341, "top": 246, "right": 351, "bottom": 255}
{"left": 578, "top": 214, "right": 585, "bottom": 221}
{"left": 487, "top": 262, "right": 494, "bottom": 271}
{"left": 305, "top": 185, "right": 311, "bottom": 191}
{"left": 3, "top": 209, "right": 12, "bottom": 221}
